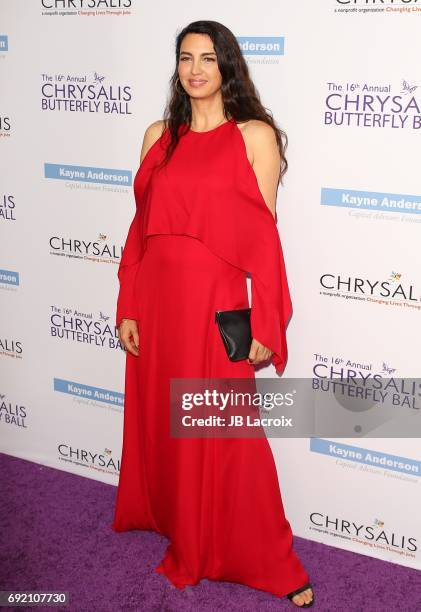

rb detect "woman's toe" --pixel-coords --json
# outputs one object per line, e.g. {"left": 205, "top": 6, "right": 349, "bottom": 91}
{"left": 292, "top": 593, "right": 305, "bottom": 606}
{"left": 304, "top": 588, "right": 314, "bottom": 603}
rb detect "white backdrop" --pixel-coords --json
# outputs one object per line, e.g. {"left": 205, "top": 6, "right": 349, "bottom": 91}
{"left": 1, "top": 0, "right": 420, "bottom": 570}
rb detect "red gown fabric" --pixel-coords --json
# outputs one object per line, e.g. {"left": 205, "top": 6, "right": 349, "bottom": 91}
{"left": 111, "top": 118, "right": 310, "bottom": 599}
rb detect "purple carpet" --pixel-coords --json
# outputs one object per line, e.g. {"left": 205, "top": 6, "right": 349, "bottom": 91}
{"left": 1, "top": 452, "right": 420, "bottom": 612}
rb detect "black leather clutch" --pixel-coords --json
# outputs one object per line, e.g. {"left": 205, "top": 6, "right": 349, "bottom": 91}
{"left": 215, "top": 308, "right": 252, "bottom": 361}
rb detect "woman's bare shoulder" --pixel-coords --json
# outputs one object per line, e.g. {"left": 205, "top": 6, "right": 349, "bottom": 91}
{"left": 236, "top": 119, "right": 276, "bottom": 145}
{"left": 140, "top": 120, "right": 168, "bottom": 163}
{"left": 235, "top": 119, "right": 278, "bottom": 166}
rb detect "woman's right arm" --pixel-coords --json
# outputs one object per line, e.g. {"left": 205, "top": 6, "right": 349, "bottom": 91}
{"left": 116, "top": 208, "right": 142, "bottom": 356}
{"left": 117, "top": 120, "right": 166, "bottom": 356}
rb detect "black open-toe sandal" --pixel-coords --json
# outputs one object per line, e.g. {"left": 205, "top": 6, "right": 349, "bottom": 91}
{"left": 287, "top": 582, "right": 314, "bottom": 608}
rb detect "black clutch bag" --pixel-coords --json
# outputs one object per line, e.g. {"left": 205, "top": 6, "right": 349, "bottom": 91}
{"left": 215, "top": 308, "right": 252, "bottom": 361}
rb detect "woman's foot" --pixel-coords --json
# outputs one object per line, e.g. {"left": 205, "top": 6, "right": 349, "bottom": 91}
{"left": 287, "top": 583, "right": 314, "bottom": 607}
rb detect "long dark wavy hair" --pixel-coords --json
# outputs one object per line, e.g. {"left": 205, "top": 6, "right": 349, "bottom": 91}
{"left": 159, "top": 20, "right": 288, "bottom": 184}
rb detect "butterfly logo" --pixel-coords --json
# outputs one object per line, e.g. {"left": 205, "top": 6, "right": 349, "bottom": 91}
{"left": 0, "top": 393, "right": 5, "bottom": 400}
{"left": 374, "top": 518, "right": 385, "bottom": 528}
{"left": 389, "top": 271, "right": 401, "bottom": 282}
{"left": 99, "top": 311, "right": 110, "bottom": 322}
{"left": 382, "top": 362, "right": 397, "bottom": 375}
{"left": 99, "top": 233, "right": 107, "bottom": 241}
{"left": 93, "top": 71, "right": 105, "bottom": 85}
{"left": 401, "top": 79, "right": 418, "bottom": 95}
{"left": 104, "top": 448, "right": 112, "bottom": 455}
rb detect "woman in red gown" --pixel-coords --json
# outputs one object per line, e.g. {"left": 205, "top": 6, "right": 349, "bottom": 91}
{"left": 111, "top": 20, "right": 314, "bottom": 608}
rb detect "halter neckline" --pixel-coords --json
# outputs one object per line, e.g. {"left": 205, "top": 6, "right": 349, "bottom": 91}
{"left": 187, "top": 117, "right": 234, "bottom": 134}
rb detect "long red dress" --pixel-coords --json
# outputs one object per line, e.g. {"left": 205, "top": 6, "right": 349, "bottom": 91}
{"left": 111, "top": 118, "right": 310, "bottom": 599}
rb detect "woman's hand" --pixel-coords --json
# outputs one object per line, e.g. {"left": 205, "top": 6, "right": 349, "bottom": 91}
{"left": 118, "top": 319, "right": 140, "bottom": 356}
{"left": 247, "top": 338, "right": 273, "bottom": 367}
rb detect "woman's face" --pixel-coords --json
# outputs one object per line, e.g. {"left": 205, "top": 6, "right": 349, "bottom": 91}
{"left": 178, "top": 33, "right": 222, "bottom": 99}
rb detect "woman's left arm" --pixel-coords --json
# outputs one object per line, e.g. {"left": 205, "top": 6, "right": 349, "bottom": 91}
{"left": 241, "top": 120, "right": 281, "bottom": 220}
{"left": 241, "top": 120, "right": 282, "bottom": 366}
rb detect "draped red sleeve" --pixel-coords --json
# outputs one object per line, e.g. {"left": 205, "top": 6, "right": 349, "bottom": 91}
{"left": 115, "top": 120, "right": 293, "bottom": 374}
{"left": 115, "top": 137, "right": 161, "bottom": 328}
{"left": 221, "top": 137, "right": 293, "bottom": 375}
{"left": 115, "top": 208, "right": 142, "bottom": 328}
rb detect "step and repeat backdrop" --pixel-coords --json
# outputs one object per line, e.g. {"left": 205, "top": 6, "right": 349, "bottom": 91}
{"left": 1, "top": 0, "right": 420, "bottom": 570}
